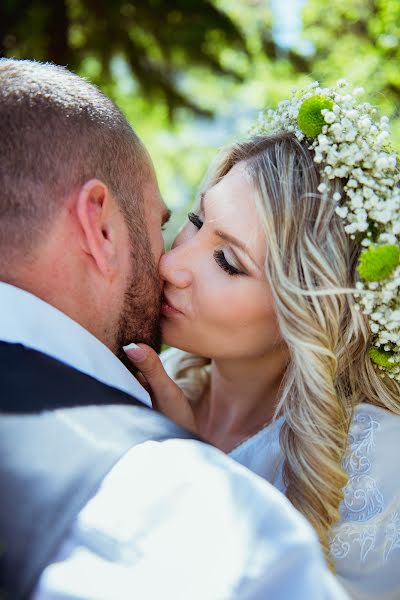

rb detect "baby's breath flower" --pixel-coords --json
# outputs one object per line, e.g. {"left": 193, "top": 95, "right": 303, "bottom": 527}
{"left": 252, "top": 80, "right": 400, "bottom": 380}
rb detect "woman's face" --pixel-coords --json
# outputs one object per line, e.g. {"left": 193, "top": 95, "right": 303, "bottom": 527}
{"left": 160, "top": 162, "right": 282, "bottom": 360}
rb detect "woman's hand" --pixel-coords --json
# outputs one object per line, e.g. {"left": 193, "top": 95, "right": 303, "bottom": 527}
{"left": 124, "top": 343, "right": 197, "bottom": 434}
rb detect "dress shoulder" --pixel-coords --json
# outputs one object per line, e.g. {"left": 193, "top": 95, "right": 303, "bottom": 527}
{"left": 331, "top": 403, "right": 400, "bottom": 599}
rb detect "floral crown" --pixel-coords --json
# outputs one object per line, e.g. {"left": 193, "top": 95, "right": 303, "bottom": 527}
{"left": 253, "top": 80, "right": 400, "bottom": 382}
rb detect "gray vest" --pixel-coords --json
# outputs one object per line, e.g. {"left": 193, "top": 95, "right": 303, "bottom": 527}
{"left": 0, "top": 342, "right": 199, "bottom": 599}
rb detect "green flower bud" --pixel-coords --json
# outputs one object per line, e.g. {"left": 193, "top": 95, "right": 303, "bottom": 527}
{"left": 369, "top": 347, "right": 399, "bottom": 370}
{"left": 357, "top": 244, "right": 400, "bottom": 282}
{"left": 297, "top": 95, "right": 334, "bottom": 138}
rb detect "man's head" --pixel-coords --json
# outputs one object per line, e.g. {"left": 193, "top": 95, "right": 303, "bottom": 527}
{"left": 0, "top": 58, "right": 170, "bottom": 354}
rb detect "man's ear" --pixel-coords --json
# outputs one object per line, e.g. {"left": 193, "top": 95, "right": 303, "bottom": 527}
{"left": 75, "top": 179, "right": 119, "bottom": 278}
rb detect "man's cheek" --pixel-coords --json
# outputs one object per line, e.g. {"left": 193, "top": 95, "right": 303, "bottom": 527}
{"left": 149, "top": 225, "right": 164, "bottom": 263}
{"left": 156, "top": 232, "right": 165, "bottom": 262}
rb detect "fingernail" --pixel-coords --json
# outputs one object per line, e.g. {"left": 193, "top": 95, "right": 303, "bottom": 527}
{"left": 123, "top": 343, "right": 148, "bottom": 362}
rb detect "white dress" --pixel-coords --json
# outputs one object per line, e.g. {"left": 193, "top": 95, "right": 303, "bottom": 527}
{"left": 230, "top": 403, "right": 400, "bottom": 600}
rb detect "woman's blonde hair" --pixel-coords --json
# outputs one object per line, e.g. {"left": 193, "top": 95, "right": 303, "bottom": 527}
{"left": 164, "top": 133, "right": 400, "bottom": 567}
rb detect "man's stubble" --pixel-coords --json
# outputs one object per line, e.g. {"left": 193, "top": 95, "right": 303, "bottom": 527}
{"left": 115, "top": 228, "right": 163, "bottom": 370}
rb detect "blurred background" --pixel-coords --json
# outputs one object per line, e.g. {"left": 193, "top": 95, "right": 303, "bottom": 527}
{"left": 2, "top": 0, "right": 399, "bottom": 245}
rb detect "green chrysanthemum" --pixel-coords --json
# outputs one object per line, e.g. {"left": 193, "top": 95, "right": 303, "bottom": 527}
{"left": 357, "top": 244, "right": 400, "bottom": 282}
{"left": 369, "top": 347, "right": 398, "bottom": 370}
{"left": 297, "top": 95, "right": 334, "bottom": 138}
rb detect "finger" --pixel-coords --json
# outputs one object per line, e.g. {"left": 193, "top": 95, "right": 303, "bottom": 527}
{"left": 135, "top": 371, "right": 150, "bottom": 393}
{"left": 124, "top": 343, "right": 197, "bottom": 432}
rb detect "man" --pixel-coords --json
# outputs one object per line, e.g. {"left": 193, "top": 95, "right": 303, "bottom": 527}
{"left": 0, "top": 59, "right": 348, "bottom": 599}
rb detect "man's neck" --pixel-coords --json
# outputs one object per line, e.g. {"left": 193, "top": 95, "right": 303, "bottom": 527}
{"left": 2, "top": 270, "right": 115, "bottom": 352}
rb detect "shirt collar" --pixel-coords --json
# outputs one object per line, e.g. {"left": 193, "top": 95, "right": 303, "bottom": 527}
{"left": 0, "top": 282, "right": 152, "bottom": 407}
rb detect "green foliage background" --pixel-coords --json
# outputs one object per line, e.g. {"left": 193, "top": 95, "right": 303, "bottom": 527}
{"left": 2, "top": 0, "right": 399, "bottom": 246}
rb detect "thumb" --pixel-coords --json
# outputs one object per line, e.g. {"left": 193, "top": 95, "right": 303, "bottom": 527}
{"left": 124, "top": 343, "right": 197, "bottom": 433}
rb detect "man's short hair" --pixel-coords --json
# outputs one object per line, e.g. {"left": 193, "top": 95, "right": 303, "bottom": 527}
{"left": 0, "top": 58, "right": 149, "bottom": 265}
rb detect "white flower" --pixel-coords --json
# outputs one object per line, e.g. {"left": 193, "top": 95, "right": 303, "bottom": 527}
{"left": 334, "top": 166, "right": 348, "bottom": 177}
{"left": 317, "top": 134, "right": 330, "bottom": 149}
{"left": 359, "top": 117, "right": 371, "bottom": 131}
{"left": 376, "top": 156, "right": 389, "bottom": 170}
{"left": 375, "top": 210, "right": 393, "bottom": 224}
{"left": 350, "top": 195, "right": 363, "bottom": 208}
{"left": 376, "top": 131, "right": 389, "bottom": 145}
{"left": 335, "top": 206, "right": 348, "bottom": 219}
{"left": 324, "top": 111, "right": 336, "bottom": 124}
{"left": 331, "top": 123, "right": 343, "bottom": 139}
{"left": 345, "top": 222, "right": 359, "bottom": 234}
{"left": 346, "top": 109, "right": 358, "bottom": 120}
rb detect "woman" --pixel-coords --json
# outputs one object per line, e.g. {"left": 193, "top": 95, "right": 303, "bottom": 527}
{"left": 126, "top": 82, "right": 400, "bottom": 598}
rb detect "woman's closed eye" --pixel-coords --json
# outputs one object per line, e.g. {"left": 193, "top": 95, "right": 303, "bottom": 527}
{"left": 188, "top": 212, "right": 245, "bottom": 277}
{"left": 214, "top": 250, "right": 243, "bottom": 276}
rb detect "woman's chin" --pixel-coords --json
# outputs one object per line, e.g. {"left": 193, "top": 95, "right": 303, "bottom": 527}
{"left": 161, "top": 320, "right": 183, "bottom": 349}
{"left": 161, "top": 323, "right": 197, "bottom": 354}
{"left": 161, "top": 333, "right": 187, "bottom": 352}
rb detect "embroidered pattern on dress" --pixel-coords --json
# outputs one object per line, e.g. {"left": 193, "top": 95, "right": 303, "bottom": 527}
{"left": 340, "top": 412, "right": 382, "bottom": 522}
{"left": 383, "top": 510, "right": 400, "bottom": 561}
{"left": 331, "top": 522, "right": 378, "bottom": 562}
{"left": 330, "top": 410, "right": 385, "bottom": 563}
{"left": 331, "top": 506, "right": 400, "bottom": 564}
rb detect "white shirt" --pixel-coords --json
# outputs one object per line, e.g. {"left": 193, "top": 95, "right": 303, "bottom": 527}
{"left": 0, "top": 283, "right": 349, "bottom": 600}
{"left": 230, "top": 404, "right": 400, "bottom": 600}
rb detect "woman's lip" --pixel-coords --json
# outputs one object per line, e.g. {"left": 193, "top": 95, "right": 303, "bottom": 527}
{"left": 161, "top": 295, "right": 183, "bottom": 316}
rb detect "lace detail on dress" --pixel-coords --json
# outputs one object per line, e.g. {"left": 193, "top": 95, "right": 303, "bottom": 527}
{"left": 340, "top": 411, "right": 383, "bottom": 522}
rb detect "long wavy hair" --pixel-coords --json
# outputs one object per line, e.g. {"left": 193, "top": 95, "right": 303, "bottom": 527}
{"left": 163, "top": 132, "right": 400, "bottom": 567}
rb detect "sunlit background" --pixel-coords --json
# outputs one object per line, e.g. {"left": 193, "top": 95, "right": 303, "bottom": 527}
{"left": 2, "top": 0, "right": 399, "bottom": 245}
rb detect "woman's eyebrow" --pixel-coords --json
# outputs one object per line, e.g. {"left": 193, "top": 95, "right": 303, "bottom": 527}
{"left": 200, "top": 192, "right": 259, "bottom": 269}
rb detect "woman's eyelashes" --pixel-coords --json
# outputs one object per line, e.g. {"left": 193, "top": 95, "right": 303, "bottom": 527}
{"left": 188, "top": 212, "right": 203, "bottom": 229}
{"left": 188, "top": 212, "right": 245, "bottom": 277}
{"left": 214, "top": 250, "right": 243, "bottom": 276}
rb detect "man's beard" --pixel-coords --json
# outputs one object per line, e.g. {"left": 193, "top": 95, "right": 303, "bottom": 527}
{"left": 115, "top": 248, "right": 163, "bottom": 370}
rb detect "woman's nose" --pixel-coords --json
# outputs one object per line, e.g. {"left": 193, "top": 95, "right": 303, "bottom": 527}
{"left": 159, "top": 247, "right": 192, "bottom": 288}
